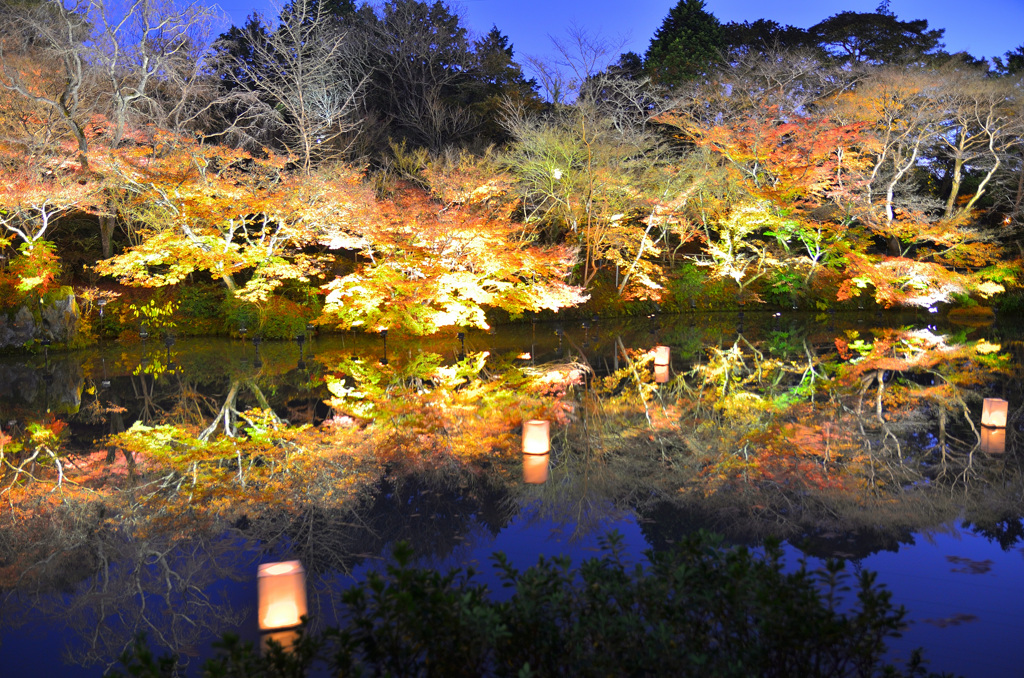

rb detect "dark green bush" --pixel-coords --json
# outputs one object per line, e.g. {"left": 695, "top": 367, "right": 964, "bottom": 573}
{"left": 221, "top": 295, "right": 312, "bottom": 340}
{"left": 177, "top": 283, "right": 223, "bottom": 320}
{"left": 662, "top": 262, "right": 741, "bottom": 312}
{"left": 116, "top": 532, "right": 951, "bottom": 677}
{"left": 996, "top": 287, "right": 1024, "bottom": 313}
{"left": 764, "top": 268, "right": 805, "bottom": 308}
{"left": 259, "top": 297, "right": 312, "bottom": 340}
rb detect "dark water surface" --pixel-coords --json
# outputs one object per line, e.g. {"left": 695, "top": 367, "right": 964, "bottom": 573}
{"left": 1, "top": 311, "right": 1023, "bottom": 677}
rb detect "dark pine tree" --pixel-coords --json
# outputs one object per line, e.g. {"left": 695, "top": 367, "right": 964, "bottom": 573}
{"left": 644, "top": 0, "right": 724, "bottom": 87}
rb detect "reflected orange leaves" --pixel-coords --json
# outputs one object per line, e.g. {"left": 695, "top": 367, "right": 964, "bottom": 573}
{"left": 535, "top": 366, "right": 585, "bottom": 396}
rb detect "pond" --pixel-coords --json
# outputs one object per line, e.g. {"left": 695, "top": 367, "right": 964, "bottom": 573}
{"left": 1, "top": 310, "right": 1022, "bottom": 677}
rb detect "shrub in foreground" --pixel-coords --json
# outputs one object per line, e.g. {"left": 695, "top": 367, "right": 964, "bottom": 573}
{"left": 118, "top": 532, "right": 951, "bottom": 677}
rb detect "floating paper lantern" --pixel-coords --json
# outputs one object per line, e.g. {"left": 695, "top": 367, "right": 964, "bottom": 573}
{"left": 257, "top": 561, "right": 307, "bottom": 632}
{"left": 522, "top": 420, "right": 551, "bottom": 484}
{"left": 981, "top": 398, "right": 1008, "bottom": 428}
{"left": 981, "top": 426, "right": 1006, "bottom": 455}
{"left": 522, "top": 420, "right": 550, "bottom": 455}
{"left": 654, "top": 363, "right": 669, "bottom": 384}
{"left": 654, "top": 345, "right": 670, "bottom": 366}
{"left": 523, "top": 452, "right": 550, "bottom": 484}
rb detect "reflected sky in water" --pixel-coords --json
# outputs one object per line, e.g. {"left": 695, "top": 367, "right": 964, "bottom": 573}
{"left": 2, "top": 506, "right": 1024, "bottom": 676}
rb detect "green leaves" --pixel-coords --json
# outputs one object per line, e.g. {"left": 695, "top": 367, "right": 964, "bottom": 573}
{"left": 645, "top": 0, "right": 725, "bottom": 85}
{"left": 116, "top": 531, "right": 936, "bottom": 677}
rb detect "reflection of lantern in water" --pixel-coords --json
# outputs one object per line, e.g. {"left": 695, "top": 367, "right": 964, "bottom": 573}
{"left": 981, "top": 426, "right": 1006, "bottom": 455}
{"left": 654, "top": 363, "right": 669, "bottom": 383}
{"left": 981, "top": 398, "right": 1008, "bottom": 428}
{"left": 522, "top": 420, "right": 550, "bottom": 454}
{"left": 653, "top": 345, "right": 670, "bottom": 366}
{"left": 257, "top": 561, "right": 307, "bottom": 632}
{"left": 523, "top": 452, "right": 550, "bottom": 484}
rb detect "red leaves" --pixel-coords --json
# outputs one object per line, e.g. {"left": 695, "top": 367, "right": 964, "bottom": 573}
{"left": 835, "top": 338, "right": 853, "bottom": 361}
{"left": 671, "top": 105, "right": 873, "bottom": 204}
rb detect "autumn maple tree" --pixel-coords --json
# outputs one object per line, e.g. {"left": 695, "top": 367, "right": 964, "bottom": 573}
{"left": 92, "top": 132, "right": 588, "bottom": 335}
{"left": 504, "top": 70, "right": 701, "bottom": 301}
{"left": 653, "top": 48, "right": 1020, "bottom": 309}
{"left": 321, "top": 171, "right": 588, "bottom": 334}
{"left": 93, "top": 134, "right": 364, "bottom": 300}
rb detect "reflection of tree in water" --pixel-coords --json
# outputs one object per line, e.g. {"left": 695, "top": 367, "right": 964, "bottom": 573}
{"left": 76, "top": 346, "right": 322, "bottom": 439}
{"left": 0, "top": 357, "right": 84, "bottom": 415}
{"left": 1, "top": 515, "right": 252, "bottom": 674}
{"left": 0, "top": 466, "right": 511, "bottom": 672}
{"left": 635, "top": 498, "right": 915, "bottom": 561}
{"left": 191, "top": 468, "right": 518, "bottom": 632}
{"left": 966, "top": 514, "right": 1024, "bottom": 551}
{"left": 504, "top": 334, "right": 671, "bottom": 539}
{"left": 524, "top": 324, "right": 1024, "bottom": 558}
{"left": 961, "top": 449, "right": 1024, "bottom": 550}
{"left": 516, "top": 400, "right": 663, "bottom": 540}
{"left": 2, "top": 322, "right": 1024, "bottom": 671}
{"left": 267, "top": 469, "right": 516, "bottom": 572}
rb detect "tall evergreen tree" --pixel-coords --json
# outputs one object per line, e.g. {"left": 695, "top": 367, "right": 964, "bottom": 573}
{"left": 466, "top": 27, "right": 540, "bottom": 142}
{"left": 721, "top": 19, "right": 808, "bottom": 54}
{"left": 808, "top": 11, "right": 944, "bottom": 65}
{"left": 644, "top": 0, "right": 723, "bottom": 87}
{"left": 994, "top": 44, "right": 1024, "bottom": 76}
{"left": 361, "top": 0, "right": 477, "bottom": 151}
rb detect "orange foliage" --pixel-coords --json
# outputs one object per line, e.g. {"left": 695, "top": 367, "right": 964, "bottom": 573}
{"left": 92, "top": 133, "right": 586, "bottom": 333}
{"left": 322, "top": 183, "right": 587, "bottom": 334}
{"left": 95, "top": 135, "right": 374, "bottom": 301}
{"left": 681, "top": 108, "right": 873, "bottom": 204}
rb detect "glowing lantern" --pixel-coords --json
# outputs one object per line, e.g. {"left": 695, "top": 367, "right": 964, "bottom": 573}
{"left": 522, "top": 420, "right": 550, "bottom": 484}
{"left": 981, "top": 398, "right": 1008, "bottom": 428}
{"left": 522, "top": 420, "right": 550, "bottom": 455}
{"left": 654, "top": 363, "right": 669, "bottom": 384}
{"left": 981, "top": 426, "right": 1006, "bottom": 455}
{"left": 523, "top": 452, "right": 550, "bottom": 484}
{"left": 654, "top": 345, "right": 670, "bottom": 366}
{"left": 257, "top": 561, "right": 307, "bottom": 632}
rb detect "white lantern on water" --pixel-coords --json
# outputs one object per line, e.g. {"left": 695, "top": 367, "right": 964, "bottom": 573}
{"left": 522, "top": 420, "right": 550, "bottom": 484}
{"left": 654, "top": 345, "right": 670, "bottom": 366}
{"left": 981, "top": 398, "right": 1008, "bottom": 428}
{"left": 522, "top": 420, "right": 550, "bottom": 455}
{"left": 257, "top": 561, "right": 307, "bottom": 632}
{"left": 981, "top": 426, "right": 1006, "bottom": 455}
